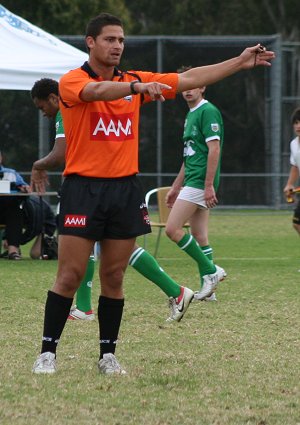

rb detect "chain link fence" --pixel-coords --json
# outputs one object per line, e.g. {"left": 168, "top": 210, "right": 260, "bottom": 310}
{"left": 2, "top": 35, "right": 300, "bottom": 209}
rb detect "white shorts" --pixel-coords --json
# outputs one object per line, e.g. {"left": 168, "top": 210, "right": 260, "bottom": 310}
{"left": 177, "top": 186, "right": 207, "bottom": 209}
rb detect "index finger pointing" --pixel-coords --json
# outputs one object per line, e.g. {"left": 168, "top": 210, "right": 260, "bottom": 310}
{"left": 160, "top": 84, "right": 172, "bottom": 90}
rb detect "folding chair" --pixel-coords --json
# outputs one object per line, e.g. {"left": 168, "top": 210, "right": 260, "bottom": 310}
{"left": 144, "top": 186, "right": 189, "bottom": 258}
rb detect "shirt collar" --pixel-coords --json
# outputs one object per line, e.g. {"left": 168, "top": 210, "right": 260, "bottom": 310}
{"left": 190, "top": 98, "right": 208, "bottom": 113}
{"left": 81, "top": 61, "right": 121, "bottom": 79}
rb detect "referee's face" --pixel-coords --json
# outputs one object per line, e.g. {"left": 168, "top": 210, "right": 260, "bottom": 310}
{"left": 87, "top": 25, "right": 125, "bottom": 67}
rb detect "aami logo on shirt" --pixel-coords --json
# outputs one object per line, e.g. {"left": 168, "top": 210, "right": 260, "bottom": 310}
{"left": 64, "top": 215, "right": 87, "bottom": 227}
{"left": 90, "top": 112, "right": 134, "bottom": 141}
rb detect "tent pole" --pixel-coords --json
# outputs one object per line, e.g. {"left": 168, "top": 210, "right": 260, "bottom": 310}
{"left": 38, "top": 111, "right": 49, "bottom": 159}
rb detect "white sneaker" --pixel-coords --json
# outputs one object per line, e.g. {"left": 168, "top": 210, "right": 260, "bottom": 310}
{"left": 32, "top": 352, "right": 56, "bottom": 374}
{"left": 194, "top": 265, "right": 226, "bottom": 301}
{"left": 166, "top": 286, "right": 194, "bottom": 322}
{"left": 68, "top": 306, "right": 95, "bottom": 321}
{"left": 98, "top": 353, "right": 126, "bottom": 375}
{"left": 204, "top": 292, "right": 217, "bottom": 301}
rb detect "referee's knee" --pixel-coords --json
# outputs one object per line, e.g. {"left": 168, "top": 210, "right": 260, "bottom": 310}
{"left": 53, "top": 267, "right": 85, "bottom": 296}
{"left": 101, "top": 267, "right": 125, "bottom": 288}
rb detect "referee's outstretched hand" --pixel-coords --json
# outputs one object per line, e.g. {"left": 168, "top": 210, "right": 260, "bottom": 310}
{"left": 239, "top": 44, "right": 275, "bottom": 69}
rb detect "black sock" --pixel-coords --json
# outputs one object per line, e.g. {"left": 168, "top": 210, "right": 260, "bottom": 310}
{"left": 98, "top": 296, "right": 124, "bottom": 359}
{"left": 41, "top": 290, "right": 73, "bottom": 355}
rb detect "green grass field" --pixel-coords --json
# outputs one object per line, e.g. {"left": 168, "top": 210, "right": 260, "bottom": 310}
{"left": 0, "top": 211, "right": 299, "bottom": 425}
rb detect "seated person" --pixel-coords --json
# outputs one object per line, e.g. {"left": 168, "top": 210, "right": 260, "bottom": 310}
{"left": 1, "top": 195, "right": 58, "bottom": 259}
{"left": 23, "top": 196, "right": 58, "bottom": 259}
{"left": 0, "top": 150, "right": 30, "bottom": 260}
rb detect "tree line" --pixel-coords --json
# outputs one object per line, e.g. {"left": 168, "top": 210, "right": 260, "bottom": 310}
{"left": 0, "top": 0, "right": 299, "bottom": 184}
{"left": 1, "top": 0, "right": 299, "bottom": 40}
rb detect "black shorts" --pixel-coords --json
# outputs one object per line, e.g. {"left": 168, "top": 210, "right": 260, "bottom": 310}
{"left": 58, "top": 174, "right": 151, "bottom": 240}
{"left": 292, "top": 199, "right": 300, "bottom": 225}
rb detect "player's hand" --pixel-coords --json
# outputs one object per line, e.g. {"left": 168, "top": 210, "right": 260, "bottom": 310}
{"left": 135, "top": 82, "right": 172, "bottom": 102}
{"left": 283, "top": 184, "right": 294, "bottom": 196}
{"left": 30, "top": 168, "right": 49, "bottom": 194}
{"left": 283, "top": 184, "right": 296, "bottom": 203}
{"left": 165, "top": 187, "right": 180, "bottom": 208}
{"left": 205, "top": 186, "right": 218, "bottom": 209}
{"left": 239, "top": 44, "right": 275, "bottom": 69}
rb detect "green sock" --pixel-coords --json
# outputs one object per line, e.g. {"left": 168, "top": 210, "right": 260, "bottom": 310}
{"left": 76, "top": 255, "right": 95, "bottom": 312}
{"left": 177, "top": 234, "right": 216, "bottom": 277}
{"left": 200, "top": 245, "right": 214, "bottom": 287}
{"left": 129, "top": 247, "right": 181, "bottom": 298}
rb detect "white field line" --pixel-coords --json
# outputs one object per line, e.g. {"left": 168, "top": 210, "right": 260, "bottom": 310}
{"left": 158, "top": 257, "right": 291, "bottom": 261}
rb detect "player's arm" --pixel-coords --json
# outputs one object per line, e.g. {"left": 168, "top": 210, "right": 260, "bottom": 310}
{"left": 177, "top": 44, "right": 275, "bottom": 93}
{"left": 204, "top": 140, "right": 220, "bottom": 208}
{"left": 30, "top": 137, "right": 66, "bottom": 194}
{"left": 166, "top": 163, "right": 185, "bottom": 208}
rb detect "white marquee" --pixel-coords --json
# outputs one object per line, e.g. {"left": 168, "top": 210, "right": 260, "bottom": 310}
{"left": 0, "top": 4, "right": 87, "bottom": 90}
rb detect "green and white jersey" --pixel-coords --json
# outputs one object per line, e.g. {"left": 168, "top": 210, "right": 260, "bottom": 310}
{"left": 55, "top": 110, "right": 65, "bottom": 138}
{"left": 183, "top": 99, "right": 224, "bottom": 190}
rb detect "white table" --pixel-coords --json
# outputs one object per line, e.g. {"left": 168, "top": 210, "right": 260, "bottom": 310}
{"left": 0, "top": 191, "right": 58, "bottom": 196}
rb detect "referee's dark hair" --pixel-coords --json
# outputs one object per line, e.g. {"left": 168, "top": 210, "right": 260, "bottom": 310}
{"left": 31, "top": 78, "right": 59, "bottom": 100}
{"left": 85, "top": 13, "right": 123, "bottom": 52}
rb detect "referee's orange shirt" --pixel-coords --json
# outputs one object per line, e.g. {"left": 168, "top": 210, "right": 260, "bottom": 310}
{"left": 59, "top": 65, "right": 178, "bottom": 178}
